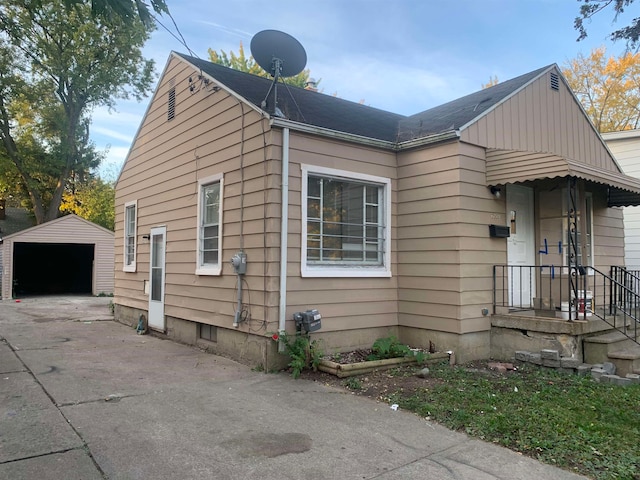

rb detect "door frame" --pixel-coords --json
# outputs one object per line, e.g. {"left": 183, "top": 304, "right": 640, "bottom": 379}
{"left": 506, "top": 184, "right": 536, "bottom": 308}
{"left": 148, "top": 226, "right": 166, "bottom": 331}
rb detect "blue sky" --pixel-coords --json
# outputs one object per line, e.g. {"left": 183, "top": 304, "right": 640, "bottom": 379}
{"left": 92, "top": 0, "right": 636, "bottom": 179}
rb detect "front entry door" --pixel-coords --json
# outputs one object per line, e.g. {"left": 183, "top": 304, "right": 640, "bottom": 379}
{"left": 148, "top": 226, "right": 166, "bottom": 331}
{"left": 506, "top": 185, "right": 535, "bottom": 308}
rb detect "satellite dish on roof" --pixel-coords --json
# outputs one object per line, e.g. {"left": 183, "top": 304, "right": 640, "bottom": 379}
{"left": 250, "top": 30, "right": 307, "bottom": 79}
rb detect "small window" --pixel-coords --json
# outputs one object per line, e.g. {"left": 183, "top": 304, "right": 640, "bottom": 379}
{"left": 123, "top": 200, "right": 137, "bottom": 272}
{"left": 301, "top": 165, "right": 391, "bottom": 278}
{"left": 168, "top": 87, "right": 176, "bottom": 121}
{"left": 196, "top": 174, "right": 223, "bottom": 275}
{"left": 199, "top": 323, "right": 217, "bottom": 342}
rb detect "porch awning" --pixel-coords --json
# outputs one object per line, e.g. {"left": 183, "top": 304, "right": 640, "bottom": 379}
{"left": 486, "top": 149, "right": 640, "bottom": 207}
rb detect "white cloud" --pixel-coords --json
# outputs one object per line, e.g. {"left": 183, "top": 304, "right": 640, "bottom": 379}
{"left": 92, "top": 126, "right": 135, "bottom": 144}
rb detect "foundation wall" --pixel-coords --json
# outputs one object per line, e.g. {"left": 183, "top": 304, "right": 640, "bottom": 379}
{"left": 114, "top": 304, "right": 288, "bottom": 371}
{"left": 490, "top": 314, "right": 615, "bottom": 361}
{"left": 399, "top": 326, "right": 490, "bottom": 363}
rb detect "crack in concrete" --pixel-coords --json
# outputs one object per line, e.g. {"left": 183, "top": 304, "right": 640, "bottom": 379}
{"left": 57, "top": 392, "right": 149, "bottom": 408}
{"left": 0, "top": 447, "right": 84, "bottom": 466}
{"left": 4, "top": 340, "right": 108, "bottom": 479}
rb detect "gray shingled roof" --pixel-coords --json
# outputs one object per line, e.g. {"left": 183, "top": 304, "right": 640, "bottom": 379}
{"left": 0, "top": 207, "right": 35, "bottom": 237}
{"left": 176, "top": 53, "right": 551, "bottom": 146}
{"left": 397, "top": 66, "right": 551, "bottom": 141}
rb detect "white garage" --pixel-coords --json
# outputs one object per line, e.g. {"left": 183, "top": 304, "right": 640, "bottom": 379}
{"left": 1, "top": 215, "right": 114, "bottom": 300}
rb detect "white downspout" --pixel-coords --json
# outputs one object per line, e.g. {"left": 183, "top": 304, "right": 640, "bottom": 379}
{"left": 278, "top": 127, "right": 290, "bottom": 350}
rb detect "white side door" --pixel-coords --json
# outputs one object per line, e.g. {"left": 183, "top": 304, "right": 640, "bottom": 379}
{"left": 506, "top": 185, "right": 536, "bottom": 308}
{"left": 148, "top": 226, "right": 166, "bottom": 331}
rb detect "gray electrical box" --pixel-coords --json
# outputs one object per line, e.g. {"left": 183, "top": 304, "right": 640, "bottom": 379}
{"left": 293, "top": 309, "right": 322, "bottom": 333}
{"left": 231, "top": 252, "right": 247, "bottom": 274}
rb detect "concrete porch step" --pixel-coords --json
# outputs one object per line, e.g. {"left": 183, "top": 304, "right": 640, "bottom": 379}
{"left": 608, "top": 346, "right": 640, "bottom": 377}
{"left": 583, "top": 331, "right": 638, "bottom": 364}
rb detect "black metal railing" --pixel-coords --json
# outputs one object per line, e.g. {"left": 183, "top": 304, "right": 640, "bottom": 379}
{"left": 493, "top": 264, "right": 639, "bottom": 345}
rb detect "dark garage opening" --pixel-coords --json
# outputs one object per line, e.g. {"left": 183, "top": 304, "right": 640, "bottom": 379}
{"left": 13, "top": 242, "right": 94, "bottom": 297}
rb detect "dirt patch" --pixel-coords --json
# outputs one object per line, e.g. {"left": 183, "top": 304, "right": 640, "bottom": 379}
{"left": 299, "top": 363, "right": 436, "bottom": 402}
{"left": 298, "top": 360, "right": 517, "bottom": 404}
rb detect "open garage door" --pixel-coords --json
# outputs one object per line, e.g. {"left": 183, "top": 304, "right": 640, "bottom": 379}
{"left": 12, "top": 243, "right": 94, "bottom": 297}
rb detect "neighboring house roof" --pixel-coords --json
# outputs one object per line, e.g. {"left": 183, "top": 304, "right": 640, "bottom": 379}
{"left": 0, "top": 207, "right": 35, "bottom": 237}
{"left": 602, "top": 129, "right": 640, "bottom": 142}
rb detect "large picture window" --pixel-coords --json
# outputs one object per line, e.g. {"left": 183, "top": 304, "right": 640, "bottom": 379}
{"left": 123, "top": 201, "right": 137, "bottom": 272}
{"left": 196, "top": 174, "right": 223, "bottom": 275}
{"left": 301, "top": 165, "right": 391, "bottom": 277}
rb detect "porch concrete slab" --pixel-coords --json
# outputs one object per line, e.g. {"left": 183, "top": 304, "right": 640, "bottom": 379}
{"left": 0, "top": 449, "right": 102, "bottom": 480}
{"left": 0, "top": 372, "right": 83, "bottom": 463}
{"left": 0, "top": 297, "right": 588, "bottom": 480}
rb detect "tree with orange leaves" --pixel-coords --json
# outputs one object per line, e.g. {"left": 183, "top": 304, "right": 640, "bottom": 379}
{"left": 562, "top": 46, "right": 640, "bottom": 133}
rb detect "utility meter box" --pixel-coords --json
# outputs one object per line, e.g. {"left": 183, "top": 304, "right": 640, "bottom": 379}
{"left": 293, "top": 309, "right": 322, "bottom": 333}
{"left": 230, "top": 252, "right": 247, "bottom": 275}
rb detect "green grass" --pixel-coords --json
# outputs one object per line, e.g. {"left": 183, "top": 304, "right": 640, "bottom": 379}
{"left": 388, "top": 363, "right": 640, "bottom": 480}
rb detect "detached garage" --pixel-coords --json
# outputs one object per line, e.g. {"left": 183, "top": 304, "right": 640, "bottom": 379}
{"left": 1, "top": 215, "right": 114, "bottom": 300}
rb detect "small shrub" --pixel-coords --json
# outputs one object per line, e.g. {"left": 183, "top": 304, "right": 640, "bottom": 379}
{"left": 277, "top": 332, "right": 323, "bottom": 379}
{"left": 367, "top": 336, "right": 411, "bottom": 360}
{"left": 343, "top": 377, "right": 363, "bottom": 390}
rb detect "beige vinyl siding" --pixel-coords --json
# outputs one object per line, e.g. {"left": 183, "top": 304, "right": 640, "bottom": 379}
{"left": 604, "top": 132, "right": 640, "bottom": 269}
{"left": 397, "top": 141, "right": 502, "bottom": 335}
{"left": 1, "top": 242, "right": 7, "bottom": 299}
{"left": 284, "top": 131, "right": 398, "bottom": 334}
{"left": 1, "top": 215, "right": 114, "bottom": 299}
{"left": 466, "top": 67, "right": 620, "bottom": 176}
{"left": 115, "top": 55, "right": 280, "bottom": 330}
{"left": 593, "top": 192, "right": 625, "bottom": 269}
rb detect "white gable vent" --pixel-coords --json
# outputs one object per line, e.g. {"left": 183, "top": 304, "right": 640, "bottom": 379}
{"left": 168, "top": 87, "right": 176, "bottom": 121}
{"left": 550, "top": 72, "right": 559, "bottom": 91}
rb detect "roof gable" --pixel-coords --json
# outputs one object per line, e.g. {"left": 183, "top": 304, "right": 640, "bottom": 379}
{"left": 397, "top": 66, "right": 552, "bottom": 142}
{"left": 3, "top": 214, "right": 113, "bottom": 241}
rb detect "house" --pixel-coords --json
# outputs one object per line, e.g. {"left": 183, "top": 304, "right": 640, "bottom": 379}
{"left": 1, "top": 214, "right": 114, "bottom": 299}
{"left": 602, "top": 129, "right": 640, "bottom": 270}
{"left": 114, "top": 52, "right": 640, "bottom": 369}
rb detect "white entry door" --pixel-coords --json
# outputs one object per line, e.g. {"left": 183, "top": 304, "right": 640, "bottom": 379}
{"left": 148, "top": 226, "right": 166, "bottom": 331}
{"left": 506, "top": 185, "right": 535, "bottom": 308}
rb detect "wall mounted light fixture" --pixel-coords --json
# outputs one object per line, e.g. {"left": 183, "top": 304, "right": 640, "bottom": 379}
{"left": 142, "top": 234, "right": 150, "bottom": 240}
{"left": 490, "top": 186, "right": 502, "bottom": 199}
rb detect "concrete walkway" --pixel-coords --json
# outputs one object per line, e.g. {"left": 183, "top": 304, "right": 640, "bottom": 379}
{"left": 0, "top": 296, "right": 586, "bottom": 479}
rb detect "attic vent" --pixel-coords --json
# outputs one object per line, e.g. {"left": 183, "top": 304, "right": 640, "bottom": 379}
{"left": 168, "top": 87, "right": 176, "bottom": 121}
{"left": 550, "top": 72, "right": 559, "bottom": 91}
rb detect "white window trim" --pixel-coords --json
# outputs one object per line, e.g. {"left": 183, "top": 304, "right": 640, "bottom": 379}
{"left": 300, "top": 164, "right": 392, "bottom": 278}
{"left": 196, "top": 173, "right": 224, "bottom": 276}
{"left": 123, "top": 200, "right": 137, "bottom": 272}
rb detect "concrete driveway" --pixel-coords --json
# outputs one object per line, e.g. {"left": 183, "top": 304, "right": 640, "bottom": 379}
{"left": 0, "top": 296, "right": 586, "bottom": 479}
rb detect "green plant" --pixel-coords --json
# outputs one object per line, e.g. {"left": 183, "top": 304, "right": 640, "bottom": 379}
{"left": 276, "top": 332, "right": 323, "bottom": 379}
{"left": 108, "top": 301, "right": 114, "bottom": 315}
{"left": 343, "top": 377, "right": 362, "bottom": 390}
{"left": 367, "top": 336, "right": 411, "bottom": 361}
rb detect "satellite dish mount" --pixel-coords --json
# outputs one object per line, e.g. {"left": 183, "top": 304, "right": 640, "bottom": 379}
{"left": 250, "top": 30, "right": 307, "bottom": 117}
